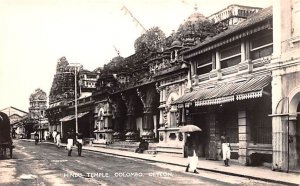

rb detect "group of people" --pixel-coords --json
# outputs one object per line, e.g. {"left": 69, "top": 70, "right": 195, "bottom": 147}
{"left": 66, "top": 130, "right": 83, "bottom": 157}
{"left": 40, "top": 130, "right": 83, "bottom": 157}
{"left": 184, "top": 133, "right": 232, "bottom": 174}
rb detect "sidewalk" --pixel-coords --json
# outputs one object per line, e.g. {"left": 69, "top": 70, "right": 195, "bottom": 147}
{"left": 21, "top": 139, "right": 300, "bottom": 185}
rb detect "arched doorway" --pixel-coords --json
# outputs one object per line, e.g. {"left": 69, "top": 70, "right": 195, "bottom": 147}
{"left": 296, "top": 104, "right": 300, "bottom": 167}
{"left": 289, "top": 89, "right": 300, "bottom": 170}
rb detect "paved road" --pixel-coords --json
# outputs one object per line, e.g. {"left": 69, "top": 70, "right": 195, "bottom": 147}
{"left": 0, "top": 140, "right": 286, "bottom": 186}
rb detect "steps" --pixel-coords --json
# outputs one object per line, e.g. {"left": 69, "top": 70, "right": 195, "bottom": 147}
{"left": 92, "top": 141, "right": 183, "bottom": 157}
{"left": 155, "top": 146, "right": 183, "bottom": 157}
{"left": 92, "top": 141, "right": 140, "bottom": 152}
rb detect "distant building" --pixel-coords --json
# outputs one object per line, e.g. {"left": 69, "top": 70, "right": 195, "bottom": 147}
{"left": 46, "top": 57, "right": 98, "bottom": 139}
{"left": 26, "top": 88, "right": 48, "bottom": 140}
{"left": 0, "top": 106, "right": 28, "bottom": 138}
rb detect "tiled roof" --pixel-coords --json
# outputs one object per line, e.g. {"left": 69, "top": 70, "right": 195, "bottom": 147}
{"left": 184, "top": 6, "right": 273, "bottom": 56}
{"left": 173, "top": 75, "right": 271, "bottom": 107}
{"left": 59, "top": 112, "right": 89, "bottom": 122}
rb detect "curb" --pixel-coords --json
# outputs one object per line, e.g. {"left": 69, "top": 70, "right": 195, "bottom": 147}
{"left": 81, "top": 147, "right": 297, "bottom": 186}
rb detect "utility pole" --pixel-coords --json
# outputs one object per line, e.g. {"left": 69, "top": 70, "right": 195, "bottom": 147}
{"left": 67, "top": 63, "right": 82, "bottom": 138}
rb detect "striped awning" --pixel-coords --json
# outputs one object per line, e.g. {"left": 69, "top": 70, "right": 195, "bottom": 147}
{"left": 173, "top": 75, "right": 271, "bottom": 108}
{"left": 59, "top": 112, "right": 89, "bottom": 122}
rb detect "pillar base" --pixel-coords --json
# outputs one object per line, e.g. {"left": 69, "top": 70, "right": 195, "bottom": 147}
{"left": 142, "top": 130, "right": 155, "bottom": 142}
{"left": 113, "top": 132, "right": 121, "bottom": 142}
{"left": 125, "top": 131, "right": 138, "bottom": 142}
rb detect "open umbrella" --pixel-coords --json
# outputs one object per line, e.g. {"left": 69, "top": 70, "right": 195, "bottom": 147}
{"left": 178, "top": 125, "right": 202, "bottom": 133}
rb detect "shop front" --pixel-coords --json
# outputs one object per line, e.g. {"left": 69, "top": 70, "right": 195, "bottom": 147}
{"left": 173, "top": 75, "right": 272, "bottom": 165}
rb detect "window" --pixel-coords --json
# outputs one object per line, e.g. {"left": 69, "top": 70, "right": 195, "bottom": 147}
{"left": 195, "top": 52, "right": 213, "bottom": 75}
{"left": 249, "top": 87, "right": 272, "bottom": 144}
{"left": 250, "top": 30, "right": 273, "bottom": 60}
{"left": 220, "top": 42, "right": 241, "bottom": 69}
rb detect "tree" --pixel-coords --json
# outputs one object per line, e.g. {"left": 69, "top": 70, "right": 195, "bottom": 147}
{"left": 134, "top": 27, "right": 166, "bottom": 53}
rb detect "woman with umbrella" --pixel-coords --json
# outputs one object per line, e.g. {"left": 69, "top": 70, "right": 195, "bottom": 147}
{"left": 179, "top": 125, "right": 201, "bottom": 174}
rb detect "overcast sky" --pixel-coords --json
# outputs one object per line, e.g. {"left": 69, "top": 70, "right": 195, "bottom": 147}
{"left": 0, "top": 0, "right": 273, "bottom": 112}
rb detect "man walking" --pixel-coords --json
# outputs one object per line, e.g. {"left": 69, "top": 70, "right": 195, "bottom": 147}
{"left": 76, "top": 133, "right": 83, "bottom": 156}
{"left": 56, "top": 132, "right": 61, "bottom": 148}
{"left": 52, "top": 130, "right": 57, "bottom": 143}
{"left": 34, "top": 131, "right": 39, "bottom": 145}
{"left": 67, "top": 130, "right": 75, "bottom": 156}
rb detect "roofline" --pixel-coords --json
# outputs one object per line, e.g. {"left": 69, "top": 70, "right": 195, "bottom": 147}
{"left": 208, "top": 4, "right": 263, "bottom": 18}
{"left": 0, "top": 106, "right": 28, "bottom": 114}
{"left": 184, "top": 6, "right": 272, "bottom": 57}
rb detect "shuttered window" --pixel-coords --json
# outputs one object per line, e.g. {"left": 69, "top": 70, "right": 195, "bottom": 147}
{"left": 220, "top": 42, "right": 241, "bottom": 69}
{"left": 250, "top": 30, "right": 273, "bottom": 60}
{"left": 195, "top": 52, "right": 213, "bottom": 75}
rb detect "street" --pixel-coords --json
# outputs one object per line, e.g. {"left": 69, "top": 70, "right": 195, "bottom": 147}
{"left": 0, "top": 140, "right": 286, "bottom": 186}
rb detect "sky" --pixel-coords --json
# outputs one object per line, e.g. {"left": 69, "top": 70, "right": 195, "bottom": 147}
{"left": 0, "top": 0, "right": 273, "bottom": 112}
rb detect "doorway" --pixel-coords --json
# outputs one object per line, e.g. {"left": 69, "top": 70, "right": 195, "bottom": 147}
{"left": 193, "top": 113, "right": 209, "bottom": 158}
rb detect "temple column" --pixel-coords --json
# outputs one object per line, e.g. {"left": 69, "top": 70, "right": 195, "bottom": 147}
{"left": 142, "top": 106, "right": 155, "bottom": 142}
{"left": 137, "top": 88, "right": 157, "bottom": 142}
{"left": 122, "top": 93, "right": 138, "bottom": 142}
{"left": 112, "top": 103, "right": 122, "bottom": 141}
{"left": 103, "top": 102, "right": 114, "bottom": 143}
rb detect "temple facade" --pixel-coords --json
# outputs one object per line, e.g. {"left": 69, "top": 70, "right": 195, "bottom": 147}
{"left": 45, "top": 2, "right": 300, "bottom": 171}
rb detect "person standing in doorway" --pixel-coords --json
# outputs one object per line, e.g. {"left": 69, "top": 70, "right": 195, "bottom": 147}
{"left": 222, "top": 136, "right": 231, "bottom": 166}
{"left": 185, "top": 133, "right": 199, "bottom": 174}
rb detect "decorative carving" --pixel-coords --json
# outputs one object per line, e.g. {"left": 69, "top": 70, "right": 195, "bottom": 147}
{"left": 155, "top": 82, "right": 161, "bottom": 93}
{"left": 165, "top": 84, "right": 180, "bottom": 100}
{"left": 159, "top": 133, "right": 164, "bottom": 141}
{"left": 136, "top": 88, "right": 146, "bottom": 107}
{"left": 178, "top": 132, "right": 183, "bottom": 141}
{"left": 169, "top": 133, "right": 177, "bottom": 140}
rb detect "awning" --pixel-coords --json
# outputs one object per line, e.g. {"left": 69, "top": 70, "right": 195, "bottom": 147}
{"left": 59, "top": 112, "right": 89, "bottom": 122}
{"left": 173, "top": 75, "right": 271, "bottom": 108}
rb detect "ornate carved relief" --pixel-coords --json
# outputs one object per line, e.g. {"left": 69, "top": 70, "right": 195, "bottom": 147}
{"left": 165, "top": 84, "right": 180, "bottom": 101}
{"left": 121, "top": 93, "right": 135, "bottom": 115}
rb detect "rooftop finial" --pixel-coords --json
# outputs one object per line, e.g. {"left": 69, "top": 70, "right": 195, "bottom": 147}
{"left": 194, "top": 3, "right": 198, "bottom": 12}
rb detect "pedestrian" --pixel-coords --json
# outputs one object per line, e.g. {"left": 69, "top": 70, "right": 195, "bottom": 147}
{"left": 44, "top": 131, "right": 48, "bottom": 141}
{"left": 76, "top": 133, "right": 83, "bottom": 156}
{"left": 34, "top": 131, "right": 39, "bottom": 145}
{"left": 222, "top": 136, "right": 231, "bottom": 166}
{"left": 67, "top": 130, "right": 75, "bottom": 156}
{"left": 52, "top": 130, "right": 57, "bottom": 143}
{"left": 185, "top": 133, "right": 199, "bottom": 174}
{"left": 56, "top": 132, "right": 61, "bottom": 148}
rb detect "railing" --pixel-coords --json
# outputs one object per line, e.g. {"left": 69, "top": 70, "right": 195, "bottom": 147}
{"left": 253, "top": 126, "right": 272, "bottom": 144}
